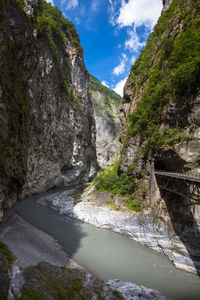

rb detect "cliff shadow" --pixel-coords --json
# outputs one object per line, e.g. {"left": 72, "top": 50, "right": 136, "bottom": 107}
{"left": 13, "top": 188, "right": 88, "bottom": 265}
{"left": 159, "top": 188, "right": 200, "bottom": 276}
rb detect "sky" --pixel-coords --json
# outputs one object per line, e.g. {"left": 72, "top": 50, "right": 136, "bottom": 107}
{"left": 46, "top": 0, "right": 163, "bottom": 96}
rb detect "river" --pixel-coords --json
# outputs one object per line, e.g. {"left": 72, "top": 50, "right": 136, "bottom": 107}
{"left": 13, "top": 189, "right": 200, "bottom": 300}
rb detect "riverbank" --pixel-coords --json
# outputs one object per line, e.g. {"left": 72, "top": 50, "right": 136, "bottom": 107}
{"left": 2, "top": 187, "right": 200, "bottom": 299}
{"left": 38, "top": 184, "right": 200, "bottom": 275}
{"left": 0, "top": 210, "right": 169, "bottom": 300}
{"left": 0, "top": 211, "right": 76, "bottom": 268}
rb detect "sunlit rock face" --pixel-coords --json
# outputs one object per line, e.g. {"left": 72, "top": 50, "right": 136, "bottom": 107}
{"left": 89, "top": 76, "right": 122, "bottom": 168}
{"left": 23, "top": 41, "right": 97, "bottom": 196}
{"left": 0, "top": 0, "right": 97, "bottom": 220}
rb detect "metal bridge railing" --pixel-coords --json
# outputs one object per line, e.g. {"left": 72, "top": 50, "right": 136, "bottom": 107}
{"left": 154, "top": 169, "right": 200, "bottom": 182}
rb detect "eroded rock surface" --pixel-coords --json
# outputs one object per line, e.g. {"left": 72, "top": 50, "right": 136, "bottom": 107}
{"left": 89, "top": 76, "right": 121, "bottom": 168}
{"left": 118, "top": 0, "right": 200, "bottom": 276}
{"left": 36, "top": 184, "right": 200, "bottom": 275}
{"left": 0, "top": 0, "right": 97, "bottom": 220}
{"left": 0, "top": 224, "right": 169, "bottom": 300}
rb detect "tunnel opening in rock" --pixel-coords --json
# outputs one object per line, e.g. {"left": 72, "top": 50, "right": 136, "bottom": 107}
{"left": 154, "top": 153, "right": 185, "bottom": 173}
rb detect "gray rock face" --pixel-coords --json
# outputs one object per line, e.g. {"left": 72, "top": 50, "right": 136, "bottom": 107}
{"left": 91, "top": 91, "right": 120, "bottom": 168}
{"left": 0, "top": 1, "right": 97, "bottom": 219}
{"left": 8, "top": 263, "right": 24, "bottom": 300}
{"left": 89, "top": 76, "right": 121, "bottom": 168}
{"left": 162, "top": 0, "right": 173, "bottom": 11}
{"left": 22, "top": 42, "right": 97, "bottom": 196}
{"left": 118, "top": 0, "right": 200, "bottom": 276}
{"left": 107, "top": 280, "right": 169, "bottom": 300}
{"left": 120, "top": 83, "right": 200, "bottom": 275}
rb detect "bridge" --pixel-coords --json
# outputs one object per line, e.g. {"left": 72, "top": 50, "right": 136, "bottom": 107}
{"left": 154, "top": 170, "right": 200, "bottom": 203}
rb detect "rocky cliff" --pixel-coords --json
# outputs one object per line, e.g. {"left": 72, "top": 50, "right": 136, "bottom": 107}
{"left": 0, "top": 0, "right": 97, "bottom": 221}
{"left": 89, "top": 75, "right": 121, "bottom": 168}
{"left": 119, "top": 0, "right": 200, "bottom": 272}
{"left": 162, "top": 0, "right": 174, "bottom": 11}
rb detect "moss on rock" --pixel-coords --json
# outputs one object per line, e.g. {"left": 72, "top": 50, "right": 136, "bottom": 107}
{"left": 0, "top": 241, "right": 15, "bottom": 298}
{"left": 123, "top": 0, "right": 200, "bottom": 155}
{"left": 20, "top": 262, "right": 122, "bottom": 300}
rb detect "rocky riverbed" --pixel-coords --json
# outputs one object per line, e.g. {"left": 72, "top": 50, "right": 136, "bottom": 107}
{"left": 0, "top": 210, "right": 169, "bottom": 300}
{"left": 38, "top": 184, "right": 200, "bottom": 275}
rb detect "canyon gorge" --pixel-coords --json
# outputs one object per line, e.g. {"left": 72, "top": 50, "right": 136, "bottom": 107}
{"left": 0, "top": 0, "right": 200, "bottom": 299}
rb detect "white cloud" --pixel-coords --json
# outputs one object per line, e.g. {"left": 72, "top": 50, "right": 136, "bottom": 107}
{"left": 46, "top": 0, "right": 54, "bottom": 5}
{"left": 131, "top": 55, "right": 136, "bottom": 64}
{"left": 62, "top": 0, "right": 78, "bottom": 10}
{"left": 125, "top": 29, "right": 145, "bottom": 52}
{"left": 113, "top": 77, "right": 127, "bottom": 96}
{"left": 108, "top": 0, "right": 119, "bottom": 26}
{"left": 122, "top": 53, "right": 127, "bottom": 60}
{"left": 101, "top": 80, "right": 109, "bottom": 88}
{"left": 117, "top": 0, "right": 162, "bottom": 30}
{"left": 113, "top": 53, "right": 127, "bottom": 76}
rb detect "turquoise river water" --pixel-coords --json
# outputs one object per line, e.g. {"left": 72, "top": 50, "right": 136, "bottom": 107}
{"left": 14, "top": 190, "right": 200, "bottom": 300}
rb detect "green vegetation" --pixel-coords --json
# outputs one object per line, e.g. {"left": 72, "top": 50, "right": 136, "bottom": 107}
{"left": 89, "top": 75, "right": 122, "bottom": 134}
{"left": 20, "top": 265, "right": 91, "bottom": 300}
{"left": 125, "top": 0, "right": 200, "bottom": 155}
{"left": 36, "top": 0, "right": 84, "bottom": 106}
{"left": 93, "top": 164, "right": 143, "bottom": 211}
{"left": 36, "top": 0, "right": 83, "bottom": 57}
{"left": 89, "top": 75, "right": 121, "bottom": 108}
{"left": 0, "top": 292, "right": 7, "bottom": 300}
{"left": 70, "top": 92, "right": 83, "bottom": 110}
{"left": 125, "top": 202, "right": 141, "bottom": 212}
{"left": 0, "top": 240, "right": 14, "bottom": 269}
{"left": 0, "top": 33, "right": 31, "bottom": 195}
{"left": 0, "top": 241, "right": 14, "bottom": 299}
{"left": 19, "top": 263, "right": 121, "bottom": 300}
{"left": 94, "top": 164, "right": 134, "bottom": 195}
{"left": 140, "top": 128, "right": 197, "bottom": 156}
{"left": 0, "top": 0, "right": 25, "bottom": 9}
{"left": 13, "top": 0, "right": 24, "bottom": 8}
{"left": 0, "top": 0, "right": 85, "bottom": 197}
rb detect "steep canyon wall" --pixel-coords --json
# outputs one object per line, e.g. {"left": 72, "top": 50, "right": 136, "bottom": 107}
{"left": 119, "top": 0, "right": 200, "bottom": 257}
{"left": 0, "top": 0, "right": 97, "bottom": 220}
{"left": 89, "top": 76, "right": 121, "bottom": 168}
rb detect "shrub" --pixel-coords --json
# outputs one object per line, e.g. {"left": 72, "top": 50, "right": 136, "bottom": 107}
{"left": 93, "top": 164, "right": 145, "bottom": 212}
{"left": 94, "top": 164, "right": 134, "bottom": 196}
{"left": 125, "top": 201, "right": 141, "bottom": 212}
{"left": 36, "top": 0, "right": 83, "bottom": 56}
{"left": 0, "top": 240, "right": 14, "bottom": 269}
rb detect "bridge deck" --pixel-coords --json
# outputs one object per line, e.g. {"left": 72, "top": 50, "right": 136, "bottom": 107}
{"left": 154, "top": 170, "right": 200, "bottom": 183}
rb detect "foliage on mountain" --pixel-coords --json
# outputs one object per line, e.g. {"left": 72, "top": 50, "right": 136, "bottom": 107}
{"left": 36, "top": 0, "right": 83, "bottom": 56}
{"left": 89, "top": 75, "right": 121, "bottom": 108}
{"left": 124, "top": 0, "right": 200, "bottom": 155}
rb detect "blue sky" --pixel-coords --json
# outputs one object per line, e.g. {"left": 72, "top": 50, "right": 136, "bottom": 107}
{"left": 46, "top": 0, "right": 163, "bottom": 96}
